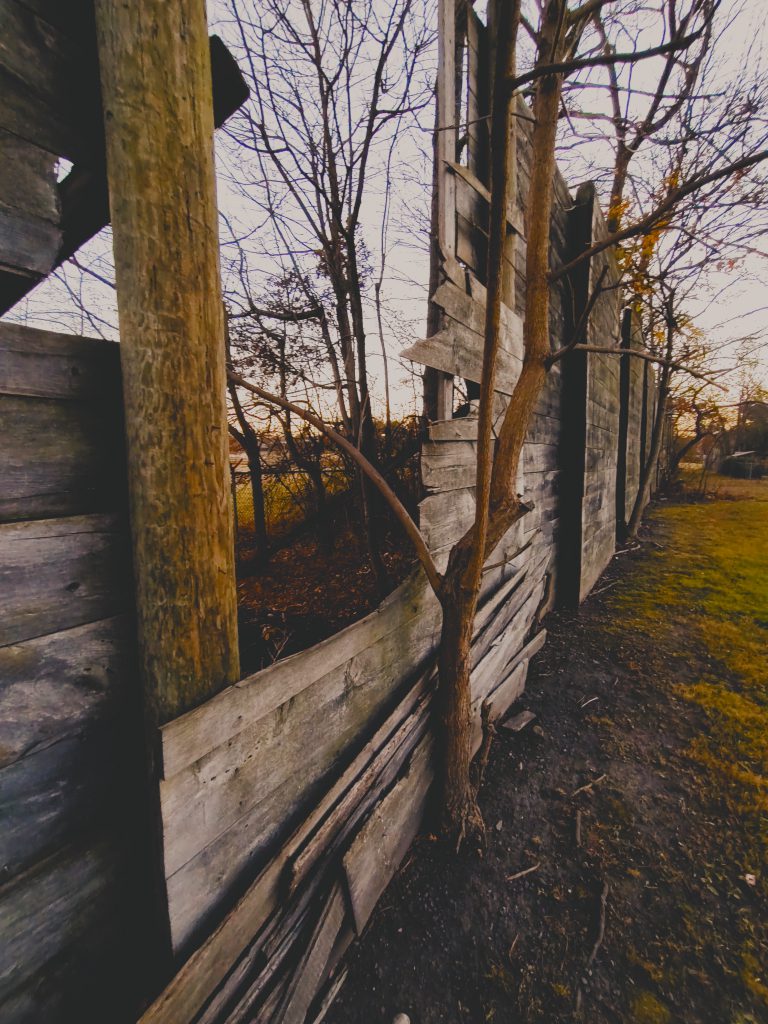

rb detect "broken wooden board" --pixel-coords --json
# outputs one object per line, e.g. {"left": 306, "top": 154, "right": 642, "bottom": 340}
{"left": 271, "top": 883, "right": 347, "bottom": 1024}
{"left": 343, "top": 738, "right": 433, "bottom": 937}
{"left": 502, "top": 709, "right": 537, "bottom": 733}
{"left": 402, "top": 327, "right": 522, "bottom": 395}
{"left": 446, "top": 160, "right": 525, "bottom": 237}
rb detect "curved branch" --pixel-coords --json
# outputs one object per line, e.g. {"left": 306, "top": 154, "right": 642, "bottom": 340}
{"left": 227, "top": 369, "right": 443, "bottom": 594}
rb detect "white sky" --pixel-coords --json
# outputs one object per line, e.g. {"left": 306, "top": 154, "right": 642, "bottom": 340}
{"left": 5, "top": 0, "right": 767, "bottom": 414}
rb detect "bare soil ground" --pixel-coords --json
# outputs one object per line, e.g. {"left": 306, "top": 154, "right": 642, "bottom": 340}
{"left": 329, "top": 476, "right": 768, "bottom": 1024}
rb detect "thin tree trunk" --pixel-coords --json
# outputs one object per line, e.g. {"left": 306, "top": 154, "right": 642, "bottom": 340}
{"left": 319, "top": 309, "right": 351, "bottom": 434}
{"left": 228, "top": 388, "right": 269, "bottom": 565}
{"left": 434, "top": 0, "right": 522, "bottom": 842}
{"left": 245, "top": 442, "right": 269, "bottom": 563}
{"left": 627, "top": 298, "right": 675, "bottom": 536}
{"left": 374, "top": 279, "right": 393, "bottom": 448}
{"left": 436, "top": 575, "right": 482, "bottom": 844}
{"left": 347, "top": 235, "right": 391, "bottom": 596}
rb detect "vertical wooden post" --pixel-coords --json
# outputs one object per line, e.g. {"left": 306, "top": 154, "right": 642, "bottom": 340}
{"left": 615, "top": 306, "right": 632, "bottom": 541}
{"left": 558, "top": 182, "right": 595, "bottom": 607}
{"left": 426, "top": 0, "right": 458, "bottom": 422}
{"left": 93, "top": 0, "right": 240, "bottom": 729}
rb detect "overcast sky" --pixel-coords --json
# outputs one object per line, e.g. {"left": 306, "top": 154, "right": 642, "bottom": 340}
{"left": 5, "top": 0, "right": 766, "bottom": 414}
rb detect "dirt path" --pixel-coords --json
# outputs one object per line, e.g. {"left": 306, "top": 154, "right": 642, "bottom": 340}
{"left": 329, "top": 477, "right": 768, "bottom": 1024}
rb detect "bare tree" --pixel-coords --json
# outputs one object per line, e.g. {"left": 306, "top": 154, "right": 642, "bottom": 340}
{"left": 227, "top": 0, "right": 768, "bottom": 843}
{"left": 219, "top": 0, "right": 435, "bottom": 592}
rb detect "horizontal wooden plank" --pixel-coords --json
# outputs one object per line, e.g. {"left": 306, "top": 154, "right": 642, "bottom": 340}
{"left": 0, "top": 0, "right": 99, "bottom": 159}
{"left": 402, "top": 327, "right": 521, "bottom": 396}
{"left": 343, "top": 737, "right": 432, "bottom": 937}
{"left": 421, "top": 439, "right": 478, "bottom": 493}
{"left": 161, "top": 613, "right": 443, "bottom": 948}
{"left": 160, "top": 610, "right": 438, "bottom": 878}
{"left": 0, "top": 836, "right": 124, "bottom": 1004}
{"left": 431, "top": 279, "right": 522, "bottom": 350}
{"left": 0, "top": 724, "right": 128, "bottom": 880}
{"left": 0, "top": 128, "right": 59, "bottom": 221}
{"left": 160, "top": 569, "right": 436, "bottom": 780}
{"left": 418, "top": 486, "right": 475, "bottom": 553}
{"left": 0, "top": 615, "right": 136, "bottom": 879}
{"left": 0, "top": 614, "right": 134, "bottom": 770}
{"left": 0, "top": 514, "right": 130, "bottom": 647}
{"left": 428, "top": 415, "right": 479, "bottom": 442}
{"left": 0, "top": 322, "right": 120, "bottom": 400}
{"left": 0, "top": 394, "right": 123, "bottom": 522}
{"left": 0, "top": 207, "right": 61, "bottom": 277}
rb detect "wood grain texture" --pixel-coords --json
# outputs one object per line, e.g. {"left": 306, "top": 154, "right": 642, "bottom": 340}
{"left": 402, "top": 324, "right": 522, "bottom": 395}
{"left": 0, "top": 207, "right": 61, "bottom": 277}
{"left": 271, "top": 883, "right": 346, "bottom": 1024}
{"left": 94, "top": 0, "right": 240, "bottom": 726}
{"left": 0, "top": 0, "right": 99, "bottom": 160}
{"left": 0, "top": 322, "right": 120, "bottom": 400}
{"left": 0, "top": 514, "right": 130, "bottom": 647}
{"left": 0, "top": 129, "right": 59, "bottom": 222}
{"left": 343, "top": 738, "right": 433, "bottom": 936}
{"left": 160, "top": 571, "right": 435, "bottom": 779}
{"left": 0, "top": 394, "right": 123, "bottom": 522}
{"left": 0, "top": 614, "right": 133, "bottom": 770}
{"left": 0, "top": 834, "right": 145, "bottom": 1023}
{"left": 162, "top": 602, "right": 442, "bottom": 951}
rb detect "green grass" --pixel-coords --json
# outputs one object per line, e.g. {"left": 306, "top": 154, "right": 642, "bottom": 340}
{"left": 610, "top": 475, "right": 768, "bottom": 823}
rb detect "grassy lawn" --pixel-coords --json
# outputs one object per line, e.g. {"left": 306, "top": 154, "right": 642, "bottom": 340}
{"left": 331, "top": 475, "right": 768, "bottom": 1024}
{"left": 607, "top": 475, "right": 768, "bottom": 1016}
{"left": 613, "top": 476, "right": 768, "bottom": 828}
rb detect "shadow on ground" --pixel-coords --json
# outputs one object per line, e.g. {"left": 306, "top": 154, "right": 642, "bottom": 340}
{"left": 329, "top": 476, "right": 768, "bottom": 1024}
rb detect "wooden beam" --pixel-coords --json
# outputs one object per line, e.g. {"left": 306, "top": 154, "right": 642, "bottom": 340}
{"left": 0, "top": 35, "right": 248, "bottom": 315}
{"left": 92, "top": 2, "right": 240, "bottom": 728}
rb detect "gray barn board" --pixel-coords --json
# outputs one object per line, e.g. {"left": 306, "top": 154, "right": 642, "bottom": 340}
{"left": 0, "top": 0, "right": 660, "bottom": 1020}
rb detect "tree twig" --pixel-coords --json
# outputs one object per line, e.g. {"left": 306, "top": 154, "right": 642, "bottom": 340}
{"left": 548, "top": 343, "right": 727, "bottom": 388}
{"left": 506, "top": 861, "right": 541, "bottom": 882}
{"left": 475, "top": 700, "right": 497, "bottom": 790}
{"left": 586, "top": 880, "right": 610, "bottom": 970}
{"left": 572, "top": 773, "right": 607, "bottom": 796}
{"left": 227, "top": 369, "right": 443, "bottom": 595}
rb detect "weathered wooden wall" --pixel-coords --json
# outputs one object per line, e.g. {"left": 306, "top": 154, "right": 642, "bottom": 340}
{"left": 0, "top": 0, "right": 246, "bottom": 316}
{"left": 617, "top": 307, "right": 647, "bottom": 533}
{"left": 136, "top": 7, "right": 656, "bottom": 1021}
{"left": 0, "top": 0, "right": 101, "bottom": 310}
{"left": 0, "top": 1, "right": 661, "bottom": 1021}
{"left": 0, "top": 322, "right": 153, "bottom": 1023}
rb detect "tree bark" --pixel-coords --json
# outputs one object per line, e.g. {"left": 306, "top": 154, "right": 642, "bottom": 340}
{"left": 434, "top": 0, "right": 522, "bottom": 842}
{"left": 245, "top": 440, "right": 269, "bottom": 562}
